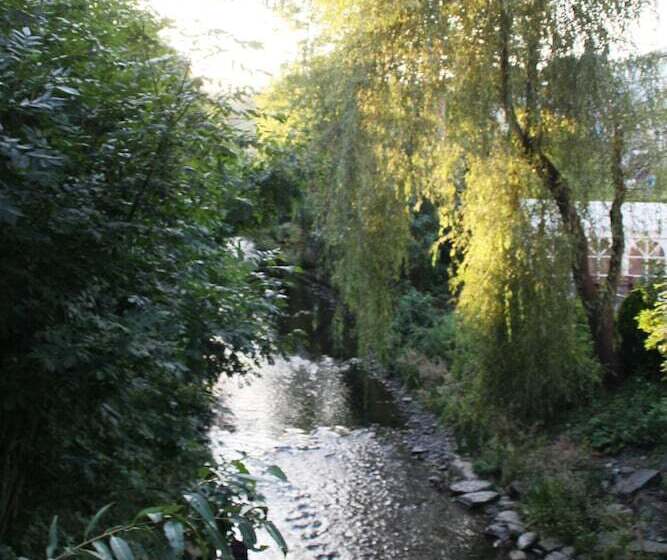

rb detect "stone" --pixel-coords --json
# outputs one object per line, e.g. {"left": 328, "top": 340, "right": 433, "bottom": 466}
{"left": 499, "top": 497, "right": 517, "bottom": 508}
{"left": 613, "top": 469, "right": 661, "bottom": 496}
{"left": 544, "top": 553, "right": 569, "bottom": 560}
{"left": 496, "top": 510, "right": 522, "bottom": 525}
{"left": 411, "top": 446, "right": 427, "bottom": 456}
{"left": 456, "top": 490, "right": 500, "bottom": 508}
{"left": 484, "top": 523, "right": 511, "bottom": 541}
{"left": 450, "top": 479, "right": 494, "bottom": 495}
{"left": 561, "top": 546, "right": 575, "bottom": 557}
{"left": 629, "top": 540, "right": 667, "bottom": 555}
{"left": 619, "top": 466, "right": 635, "bottom": 475}
{"left": 517, "top": 532, "right": 539, "bottom": 550}
{"left": 506, "top": 523, "right": 526, "bottom": 537}
{"left": 539, "top": 537, "right": 564, "bottom": 553}
{"left": 509, "top": 551, "right": 528, "bottom": 560}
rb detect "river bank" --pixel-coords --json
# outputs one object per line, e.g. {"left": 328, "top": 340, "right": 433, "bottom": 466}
{"left": 378, "top": 361, "right": 667, "bottom": 560}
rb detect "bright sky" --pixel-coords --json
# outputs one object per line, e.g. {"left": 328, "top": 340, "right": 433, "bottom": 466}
{"left": 144, "top": 0, "right": 666, "bottom": 92}
{"left": 143, "top": 0, "right": 304, "bottom": 92}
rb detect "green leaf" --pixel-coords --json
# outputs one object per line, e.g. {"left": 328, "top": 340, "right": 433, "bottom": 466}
{"left": 183, "top": 493, "right": 216, "bottom": 529}
{"left": 109, "top": 536, "right": 134, "bottom": 560}
{"left": 92, "top": 541, "right": 113, "bottom": 560}
{"left": 47, "top": 516, "right": 58, "bottom": 559}
{"left": 163, "top": 520, "right": 185, "bottom": 559}
{"left": 266, "top": 465, "right": 287, "bottom": 482}
{"left": 85, "top": 503, "right": 115, "bottom": 538}
{"left": 234, "top": 518, "right": 257, "bottom": 549}
{"left": 265, "top": 521, "right": 288, "bottom": 555}
{"left": 231, "top": 460, "right": 249, "bottom": 474}
{"left": 184, "top": 493, "right": 233, "bottom": 560}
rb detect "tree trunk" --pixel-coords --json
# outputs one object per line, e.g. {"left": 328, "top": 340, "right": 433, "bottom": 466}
{"left": 498, "top": 0, "right": 621, "bottom": 375}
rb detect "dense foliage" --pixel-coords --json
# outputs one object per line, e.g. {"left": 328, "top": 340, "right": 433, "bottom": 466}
{"left": 0, "top": 0, "right": 282, "bottom": 553}
{"left": 638, "top": 284, "right": 667, "bottom": 375}
{"left": 264, "top": 0, "right": 665, "bottom": 426}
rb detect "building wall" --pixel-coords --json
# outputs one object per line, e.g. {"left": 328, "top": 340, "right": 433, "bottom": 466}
{"left": 583, "top": 201, "right": 667, "bottom": 293}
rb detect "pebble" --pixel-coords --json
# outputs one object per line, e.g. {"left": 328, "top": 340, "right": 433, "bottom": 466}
{"left": 539, "top": 537, "right": 564, "bottom": 552}
{"left": 496, "top": 510, "right": 522, "bottom": 525}
{"left": 456, "top": 490, "right": 500, "bottom": 508}
{"left": 517, "top": 532, "right": 539, "bottom": 550}
{"left": 509, "top": 551, "right": 528, "bottom": 560}
{"left": 450, "top": 479, "right": 494, "bottom": 495}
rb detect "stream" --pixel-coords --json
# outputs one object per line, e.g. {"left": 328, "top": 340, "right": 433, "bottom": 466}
{"left": 210, "top": 355, "right": 496, "bottom": 560}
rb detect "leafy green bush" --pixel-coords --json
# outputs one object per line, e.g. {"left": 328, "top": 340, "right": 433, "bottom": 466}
{"left": 390, "top": 288, "right": 455, "bottom": 360}
{"left": 570, "top": 377, "right": 667, "bottom": 452}
{"left": 523, "top": 475, "right": 599, "bottom": 548}
{"left": 617, "top": 285, "right": 662, "bottom": 375}
{"left": 0, "top": 0, "right": 282, "bottom": 548}
{"left": 638, "top": 284, "right": 667, "bottom": 376}
{"left": 2, "top": 463, "right": 287, "bottom": 560}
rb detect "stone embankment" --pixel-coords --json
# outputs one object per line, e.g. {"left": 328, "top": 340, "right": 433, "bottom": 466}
{"left": 369, "top": 364, "right": 667, "bottom": 560}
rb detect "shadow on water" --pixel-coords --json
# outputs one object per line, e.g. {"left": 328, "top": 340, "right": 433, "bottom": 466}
{"left": 211, "top": 274, "right": 496, "bottom": 560}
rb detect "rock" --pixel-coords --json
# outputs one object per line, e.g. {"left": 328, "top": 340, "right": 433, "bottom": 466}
{"left": 544, "top": 550, "right": 572, "bottom": 560}
{"left": 517, "top": 532, "right": 539, "bottom": 550}
{"left": 450, "top": 479, "right": 494, "bottom": 495}
{"left": 619, "top": 466, "right": 635, "bottom": 475}
{"left": 411, "top": 446, "right": 427, "bottom": 456}
{"left": 506, "top": 523, "right": 526, "bottom": 537}
{"left": 539, "top": 537, "right": 564, "bottom": 553}
{"left": 561, "top": 546, "right": 575, "bottom": 557}
{"left": 485, "top": 523, "right": 511, "bottom": 541}
{"left": 451, "top": 458, "right": 477, "bottom": 480}
{"left": 499, "top": 497, "right": 517, "bottom": 508}
{"left": 544, "top": 552, "right": 570, "bottom": 560}
{"left": 613, "top": 469, "right": 661, "bottom": 496}
{"left": 629, "top": 540, "right": 667, "bottom": 555}
{"left": 456, "top": 490, "right": 500, "bottom": 508}
{"left": 428, "top": 476, "right": 441, "bottom": 486}
{"left": 496, "top": 510, "right": 522, "bottom": 525}
{"left": 509, "top": 551, "right": 528, "bottom": 560}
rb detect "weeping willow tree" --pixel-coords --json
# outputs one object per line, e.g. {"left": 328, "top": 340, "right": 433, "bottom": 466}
{"left": 266, "top": 0, "right": 664, "bottom": 388}
{"left": 261, "top": 6, "right": 446, "bottom": 354}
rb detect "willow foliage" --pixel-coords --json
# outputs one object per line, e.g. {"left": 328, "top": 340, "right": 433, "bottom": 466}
{"left": 270, "top": 0, "right": 661, "bottom": 390}
{"left": 449, "top": 148, "right": 600, "bottom": 421}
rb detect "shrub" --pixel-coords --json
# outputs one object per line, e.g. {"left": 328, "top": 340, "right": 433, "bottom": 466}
{"left": 570, "top": 377, "right": 667, "bottom": 453}
{"left": 0, "top": 0, "right": 282, "bottom": 547}
{"left": 638, "top": 284, "right": 667, "bottom": 376}
{"left": 617, "top": 285, "right": 662, "bottom": 376}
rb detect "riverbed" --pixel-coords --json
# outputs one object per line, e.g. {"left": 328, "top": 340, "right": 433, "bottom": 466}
{"left": 210, "top": 355, "right": 496, "bottom": 560}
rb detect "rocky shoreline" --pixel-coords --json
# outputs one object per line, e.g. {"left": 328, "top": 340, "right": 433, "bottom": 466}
{"left": 360, "top": 362, "right": 667, "bottom": 560}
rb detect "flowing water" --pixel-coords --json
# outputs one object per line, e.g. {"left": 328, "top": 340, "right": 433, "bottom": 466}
{"left": 210, "top": 355, "right": 496, "bottom": 560}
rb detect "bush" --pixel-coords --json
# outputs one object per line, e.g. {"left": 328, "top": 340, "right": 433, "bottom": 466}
{"left": 617, "top": 285, "right": 662, "bottom": 376}
{"left": 638, "top": 284, "right": 667, "bottom": 376}
{"left": 523, "top": 475, "right": 599, "bottom": 548}
{"left": 570, "top": 377, "right": 667, "bottom": 453}
{"left": 0, "top": 0, "right": 282, "bottom": 548}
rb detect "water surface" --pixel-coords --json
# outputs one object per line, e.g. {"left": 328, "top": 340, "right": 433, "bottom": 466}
{"left": 211, "top": 356, "right": 494, "bottom": 560}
